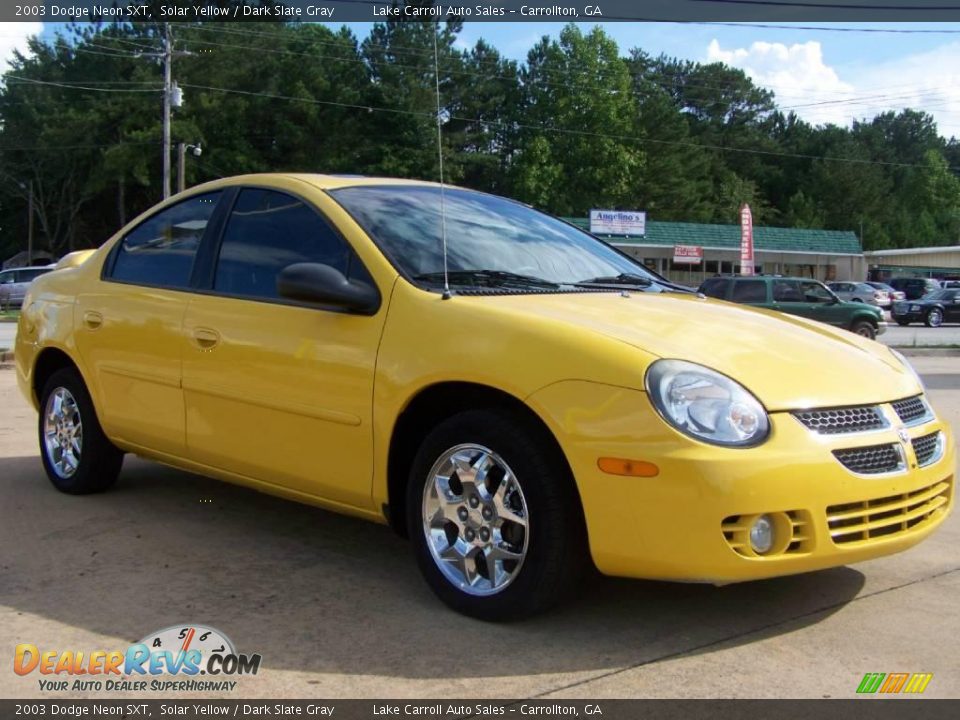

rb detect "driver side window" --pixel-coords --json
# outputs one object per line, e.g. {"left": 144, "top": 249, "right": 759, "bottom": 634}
{"left": 213, "top": 188, "right": 369, "bottom": 302}
{"left": 800, "top": 281, "right": 833, "bottom": 303}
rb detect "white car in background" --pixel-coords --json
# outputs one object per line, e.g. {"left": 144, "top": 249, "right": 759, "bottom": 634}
{"left": 827, "top": 281, "right": 888, "bottom": 307}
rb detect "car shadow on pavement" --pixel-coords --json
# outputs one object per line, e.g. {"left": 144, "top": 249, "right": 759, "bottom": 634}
{"left": 0, "top": 454, "right": 865, "bottom": 679}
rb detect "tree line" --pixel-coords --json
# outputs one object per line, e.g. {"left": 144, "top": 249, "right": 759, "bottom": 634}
{"left": 2, "top": 16, "right": 959, "bottom": 261}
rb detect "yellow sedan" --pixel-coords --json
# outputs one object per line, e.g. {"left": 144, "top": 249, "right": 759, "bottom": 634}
{"left": 15, "top": 174, "right": 955, "bottom": 619}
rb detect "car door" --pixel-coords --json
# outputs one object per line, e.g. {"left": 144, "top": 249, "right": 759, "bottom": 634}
{"left": 945, "top": 290, "right": 960, "bottom": 322}
{"left": 181, "top": 186, "right": 388, "bottom": 508}
{"left": 799, "top": 280, "right": 846, "bottom": 326}
{"left": 74, "top": 191, "right": 224, "bottom": 455}
{"left": 771, "top": 279, "right": 815, "bottom": 319}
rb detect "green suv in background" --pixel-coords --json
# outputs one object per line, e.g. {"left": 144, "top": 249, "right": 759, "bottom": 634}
{"left": 698, "top": 276, "right": 886, "bottom": 339}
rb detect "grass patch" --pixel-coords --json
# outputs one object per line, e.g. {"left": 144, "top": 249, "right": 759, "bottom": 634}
{"left": 0, "top": 309, "right": 20, "bottom": 322}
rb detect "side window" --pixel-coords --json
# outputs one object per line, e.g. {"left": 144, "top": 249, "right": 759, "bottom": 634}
{"left": 773, "top": 280, "right": 803, "bottom": 302}
{"left": 731, "top": 279, "right": 767, "bottom": 302}
{"left": 110, "top": 192, "right": 221, "bottom": 289}
{"left": 800, "top": 281, "right": 833, "bottom": 303}
{"left": 699, "top": 278, "right": 729, "bottom": 299}
{"left": 0, "top": 271, "right": 13, "bottom": 284}
{"left": 214, "top": 188, "right": 359, "bottom": 301}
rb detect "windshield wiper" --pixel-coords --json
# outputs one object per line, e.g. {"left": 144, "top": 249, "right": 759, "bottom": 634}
{"left": 573, "top": 272, "right": 654, "bottom": 288}
{"left": 413, "top": 270, "right": 560, "bottom": 289}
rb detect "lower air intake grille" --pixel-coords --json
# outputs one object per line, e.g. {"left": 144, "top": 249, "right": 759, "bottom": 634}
{"left": 832, "top": 443, "right": 903, "bottom": 475}
{"left": 913, "top": 432, "right": 943, "bottom": 467}
{"left": 892, "top": 396, "right": 930, "bottom": 425}
{"left": 793, "top": 406, "right": 885, "bottom": 434}
{"left": 827, "top": 479, "right": 952, "bottom": 545}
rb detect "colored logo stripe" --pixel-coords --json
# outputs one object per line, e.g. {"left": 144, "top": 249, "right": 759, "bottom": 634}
{"left": 857, "top": 672, "right": 932, "bottom": 694}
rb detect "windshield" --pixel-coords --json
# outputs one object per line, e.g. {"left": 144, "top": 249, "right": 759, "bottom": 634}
{"left": 329, "top": 185, "right": 661, "bottom": 290}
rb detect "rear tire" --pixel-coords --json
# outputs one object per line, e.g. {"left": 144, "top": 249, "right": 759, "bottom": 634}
{"left": 38, "top": 367, "right": 123, "bottom": 494}
{"left": 406, "top": 408, "right": 587, "bottom": 620}
{"left": 850, "top": 320, "right": 877, "bottom": 340}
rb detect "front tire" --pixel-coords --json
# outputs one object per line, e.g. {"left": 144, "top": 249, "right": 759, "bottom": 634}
{"left": 406, "top": 409, "right": 587, "bottom": 620}
{"left": 925, "top": 309, "right": 943, "bottom": 328}
{"left": 38, "top": 367, "right": 123, "bottom": 494}
{"left": 850, "top": 320, "right": 877, "bottom": 339}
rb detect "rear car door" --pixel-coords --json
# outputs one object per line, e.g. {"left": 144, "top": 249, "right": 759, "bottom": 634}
{"left": 181, "top": 186, "right": 388, "bottom": 508}
{"left": 74, "top": 191, "right": 223, "bottom": 455}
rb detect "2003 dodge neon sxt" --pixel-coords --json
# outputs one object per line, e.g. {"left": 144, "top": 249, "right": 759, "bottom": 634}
{"left": 15, "top": 174, "right": 955, "bottom": 619}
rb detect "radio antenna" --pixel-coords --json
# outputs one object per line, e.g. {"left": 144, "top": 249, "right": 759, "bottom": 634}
{"left": 432, "top": 25, "right": 452, "bottom": 300}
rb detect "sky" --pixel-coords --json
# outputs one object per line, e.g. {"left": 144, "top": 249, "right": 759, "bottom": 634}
{"left": 2, "top": 20, "right": 959, "bottom": 137}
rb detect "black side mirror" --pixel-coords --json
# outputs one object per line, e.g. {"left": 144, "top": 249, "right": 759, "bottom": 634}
{"left": 277, "top": 263, "right": 380, "bottom": 315}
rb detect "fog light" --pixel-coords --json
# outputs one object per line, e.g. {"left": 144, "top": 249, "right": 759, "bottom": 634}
{"left": 750, "top": 515, "right": 775, "bottom": 554}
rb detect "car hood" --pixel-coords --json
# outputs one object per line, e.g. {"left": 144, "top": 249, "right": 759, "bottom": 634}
{"left": 475, "top": 291, "right": 918, "bottom": 411}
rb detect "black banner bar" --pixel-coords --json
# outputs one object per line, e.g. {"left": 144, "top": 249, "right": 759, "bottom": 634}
{"left": 2, "top": 700, "right": 960, "bottom": 720}
{"left": 8, "top": 0, "right": 960, "bottom": 24}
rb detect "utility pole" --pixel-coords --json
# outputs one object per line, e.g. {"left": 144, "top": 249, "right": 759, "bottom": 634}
{"left": 177, "top": 142, "right": 185, "bottom": 195}
{"left": 27, "top": 180, "right": 34, "bottom": 265}
{"left": 162, "top": 22, "right": 172, "bottom": 200}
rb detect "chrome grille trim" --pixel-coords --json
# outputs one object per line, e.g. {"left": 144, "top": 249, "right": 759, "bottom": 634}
{"left": 793, "top": 405, "right": 887, "bottom": 435}
{"left": 892, "top": 396, "right": 934, "bottom": 427}
{"left": 913, "top": 431, "right": 944, "bottom": 468}
{"left": 832, "top": 443, "right": 905, "bottom": 476}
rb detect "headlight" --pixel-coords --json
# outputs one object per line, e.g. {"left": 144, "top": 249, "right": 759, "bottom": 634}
{"left": 645, "top": 359, "right": 770, "bottom": 447}
{"left": 890, "top": 348, "right": 925, "bottom": 390}
{"left": 910, "top": 304, "right": 921, "bottom": 312}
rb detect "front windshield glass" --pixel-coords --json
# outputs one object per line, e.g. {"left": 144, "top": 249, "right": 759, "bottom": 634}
{"left": 329, "top": 185, "right": 660, "bottom": 289}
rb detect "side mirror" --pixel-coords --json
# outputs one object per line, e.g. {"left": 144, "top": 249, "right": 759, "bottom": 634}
{"left": 277, "top": 263, "right": 380, "bottom": 315}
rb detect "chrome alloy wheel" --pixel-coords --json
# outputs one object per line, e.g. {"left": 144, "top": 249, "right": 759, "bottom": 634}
{"left": 43, "top": 387, "right": 83, "bottom": 479}
{"left": 928, "top": 309, "right": 943, "bottom": 327}
{"left": 422, "top": 444, "right": 529, "bottom": 596}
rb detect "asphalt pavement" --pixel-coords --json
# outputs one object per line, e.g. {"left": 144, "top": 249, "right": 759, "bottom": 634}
{"left": 0, "top": 358, "right": 958, "bottom": 699}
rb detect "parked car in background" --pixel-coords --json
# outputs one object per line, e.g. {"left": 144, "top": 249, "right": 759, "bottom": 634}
{"left": 941, "top": 280, "right": 960, "bottom": 290}
{"left": 827, "top": 281, "right": 887, "bottom": 307}
{"left": 892, "top": 288, "right": 960, "bottom": 327}
{"left": 888, "top": 277, "right": 941, "bottom": 300}
{"left": 699, "top": 276, "right": 886, "bottom": 339}
{"left": 0, "top": 266, "right": 54, "bottom": 308}
{"left": 866, "top": 281, "right": 905, "bottom": 309}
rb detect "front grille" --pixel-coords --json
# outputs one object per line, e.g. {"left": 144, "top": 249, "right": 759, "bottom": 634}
{"left": 913, "top": 432, "right": 943, "bottom": 467}
{"left": 833, "top": 443, "right": 904, "bottom": 475}
{"left": 794, "top": 406, "right": 886, "bottom": 434}
{"left": 892, "top": 396, "right": 931, "bottom": 426}
{"left": 827, "top": 479, "right": 952, "bottom": 545}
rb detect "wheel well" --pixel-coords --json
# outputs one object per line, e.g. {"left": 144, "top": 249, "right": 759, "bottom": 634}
{"left": 32, "top": 348, "right": 79, "bottom": 402}
{"left": 386, "top": 382, "right": 577, "bottom": 537}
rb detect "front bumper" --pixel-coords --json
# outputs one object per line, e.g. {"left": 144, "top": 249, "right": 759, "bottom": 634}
{"left": 528, "top": 381, "right": 955, "bottom": 583}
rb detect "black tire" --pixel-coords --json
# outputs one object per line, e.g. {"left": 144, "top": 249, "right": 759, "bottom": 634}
{"left": 896, "top": 319, "right": 911, "bottom": 327}
{"left": 406, "top": 408, "right": 587, "bottom": 621}
{"left": 849, "top": 320, "right": 877, "bottom": 340}
{"left": 38, "top": 367, "right": 123, "bottom": 494}
{"left": 925, "top": 309, "right": 943, "bottom": 328}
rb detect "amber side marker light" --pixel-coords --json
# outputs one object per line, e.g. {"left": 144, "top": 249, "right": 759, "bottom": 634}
{"left": 597, "top": 458, "right": 660, "bottom": 477}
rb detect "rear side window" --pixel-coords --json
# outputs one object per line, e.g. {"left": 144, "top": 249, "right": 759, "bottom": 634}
{"left": 18, "top": 269, "right": 48, "bottom": 282}
{"left": 110, "top": 192, "right": 221, "bottom": 289}
{"left": 0, "top": 271, "right": 13, "bottom": 284}
{"left": 731, "top": 280, "right": 767, "bottom": 302}
{"left": 213, "top": 188, "right": 357, "bottom": 301}
{"left": 699, "top": 278, "right": 730, "bottom": 299}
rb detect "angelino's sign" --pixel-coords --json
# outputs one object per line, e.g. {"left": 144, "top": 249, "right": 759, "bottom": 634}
{"left": 673, "top": 245, "right": 703, "bottom": 264}
{"left": 590, "top": 209, "right": 646, "bottom": 236}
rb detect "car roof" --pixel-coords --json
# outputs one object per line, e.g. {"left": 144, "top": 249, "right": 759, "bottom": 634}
{"left": 185, "top": 172, "right": 445, "bottom": 194}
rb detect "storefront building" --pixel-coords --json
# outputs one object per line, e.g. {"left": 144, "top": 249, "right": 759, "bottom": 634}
{"left": 864, "top": 246, "right": 960, "bottom": 282}
{"left": 567, "top": 218, "right": 865, "bottom": 284}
